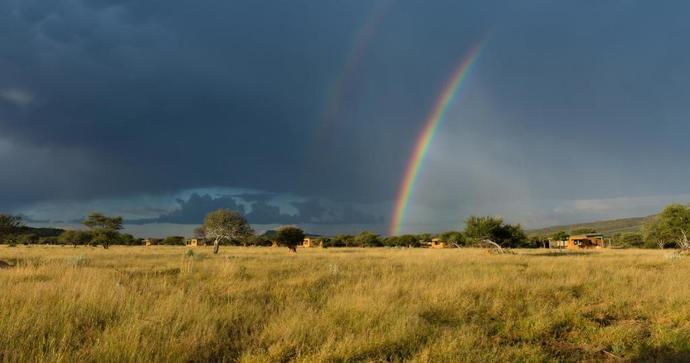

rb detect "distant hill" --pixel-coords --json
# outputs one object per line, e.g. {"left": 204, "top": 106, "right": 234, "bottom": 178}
{"left": 528, "top": 215, "right": 655, "bottom": 237}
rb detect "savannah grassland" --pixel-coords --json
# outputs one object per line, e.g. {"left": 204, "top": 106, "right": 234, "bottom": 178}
{"left": 1, "top": 246, "right": 690, "bottom": 362}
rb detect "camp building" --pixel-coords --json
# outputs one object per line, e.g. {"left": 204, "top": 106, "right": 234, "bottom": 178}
{"left": 567, "top": 234, "right": 605, "bottom": 249}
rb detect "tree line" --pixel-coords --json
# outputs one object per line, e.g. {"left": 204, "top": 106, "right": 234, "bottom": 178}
{"left": 177, "top": 210, "right": 532, "bottom": 253}
{"left": 0, "top": 213, "right": 136, "bottom": 248}
{"left": 3, "top": 203, "right": 690, "bottom": 252}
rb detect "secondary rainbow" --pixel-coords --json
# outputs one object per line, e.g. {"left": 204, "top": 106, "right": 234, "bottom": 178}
{"left": 321, "top": 0, "right": 395, "bottom": 128}
{"left": 389, "top": 41, "right": 485, "bottom": 236}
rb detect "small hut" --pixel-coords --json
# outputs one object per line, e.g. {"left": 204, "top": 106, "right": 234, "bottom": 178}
{"left": 143, "top": 238, "right": 162, "bottom": 246}
{"left": 567, "top": 234, "right": 605, "bottom": 249}
{"left": 549, "top": 240, "right": 568, "bottom": 249}
{"left": 186, "top": 238, "right": 205, "bottom": 247}
{"left": 303, "top": 238, "right": 317, "bottom": 248}
{"left": 430, "top": 238, "right": 448, "bottom": 249}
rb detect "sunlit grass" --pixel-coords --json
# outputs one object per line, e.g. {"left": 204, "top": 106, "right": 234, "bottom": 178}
{"left": 1, "top": 246, "right": 689, "bottom": 362}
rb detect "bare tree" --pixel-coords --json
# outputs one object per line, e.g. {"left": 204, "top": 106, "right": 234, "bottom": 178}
{"left": 477, "top": 239, "right": 505, "bottom": 254}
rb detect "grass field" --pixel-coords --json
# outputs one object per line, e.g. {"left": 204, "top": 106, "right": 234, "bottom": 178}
{"left": 1, "top": 246, "right": 690, "bottom": 362}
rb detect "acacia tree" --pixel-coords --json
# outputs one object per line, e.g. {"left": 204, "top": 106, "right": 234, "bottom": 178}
{"left": 643, "top": 204, "right": 690, "bottom": 250}
{"left": 202, "top": 209, "right": 253, "bottom": 254}
{"left": 463, "top": 215, "right": 527, "bottom": 248}
{"left": 83, "top": 213, "right": 123, "bottom": 249}
{"left": 276, "top": 226, "right": 305, "bottom": 252}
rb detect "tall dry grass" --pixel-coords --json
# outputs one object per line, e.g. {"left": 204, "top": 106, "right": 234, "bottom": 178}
{"left": 1, "top": 246, "right": 689, "bottom": 362}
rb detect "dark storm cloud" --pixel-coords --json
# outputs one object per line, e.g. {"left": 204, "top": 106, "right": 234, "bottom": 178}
{"left": 128, "top": 193, "right": 381, "bottom": 225}
{"left": 4, "top": 0, "right": 690, "bottom": 232}
{"left": 144, "top": 194, "right": 246, "bottom": 224}
{"left": 16, "top": 214, "right": 49, "bottom": 224}
{"left": 0, "top": 0, "right": 488, "bottom": 211}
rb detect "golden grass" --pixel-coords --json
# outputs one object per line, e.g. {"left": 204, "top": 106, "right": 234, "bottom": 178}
{"left": 1, "top": 246, "right": 690, "bottom": 362}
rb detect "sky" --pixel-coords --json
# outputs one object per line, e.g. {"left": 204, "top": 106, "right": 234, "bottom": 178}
{"left": 2, "top": 0, "right": 690, "bottom": 237}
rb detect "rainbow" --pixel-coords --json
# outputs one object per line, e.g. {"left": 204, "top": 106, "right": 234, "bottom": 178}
{"left": 389, "top": 41, "right": 486, "bottom": 236}
{"left": 321, "top": 0, "right": 395, "bottom": 127}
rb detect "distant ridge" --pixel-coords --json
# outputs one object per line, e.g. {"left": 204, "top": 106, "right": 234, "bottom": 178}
{"left": 528, "top": 215, "right": 655, "bottom": 237}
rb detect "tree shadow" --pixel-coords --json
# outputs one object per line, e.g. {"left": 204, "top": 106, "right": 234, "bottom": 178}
{"left": 631, "top": 345, "right": 690, "bottom": 362}
{"left": 528, "top": 251, "right": 595, "bottom": 257}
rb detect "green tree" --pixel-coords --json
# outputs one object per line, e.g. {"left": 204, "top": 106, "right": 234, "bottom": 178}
{"left": 161, "top": 236, "right": 185, "bottom": 245}
{"left": 642, "top": 204, "right": 690, "bottom": 250}
{"left": 277, "top": 226, "right": 305, "bottom": 252}
{"left": 438, "top": 231, "right": 466, "bottom": 247}
{"left": 620, "top": 233, "right": 645, "bottom": 248}
{"left": 59, "top": 230, "right": 93, "bottom": 248}
{"left": 464, "top": 216, "right": 503, "bottom": 242}
{"left": 551, "top": 231, "right": 569, "bottom": 241}
{"left": 527, "top": 235, "right": 549, "bottom": 248}
{"left": 355, "top": 231, "right": 381, "bottom": 247}
{"left": 83, "top": 213, "right": 123, "bottom": 249}
{"left": 611, "top": 232, "right": 645, "bottom": 248}
{"left": 18, "top": 234, "right": 38, "bottom": 245}
{"left": 202, "top": 209, "right": 254, "bottom": 254}
{"left": 118, "top": 233, "right": 136, "bottom": 246}
{"left": 331, "top": 234, "right": 354, "bottom": 247}
{"left": 463, "top": 215, "right": 527, "bottom": 248}
{"left": 399, "top": 234, "right": 420, "bottom": 248}
{"left": 417, "top": 233, "right": 432, "bottom": 242}
{"left": 0, "top": 214, "right": 23, "bottom": 243}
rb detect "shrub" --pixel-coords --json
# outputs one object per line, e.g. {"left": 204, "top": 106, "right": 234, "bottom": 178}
{"left": 161, "top": 236, "right": 186, "bottom": 245}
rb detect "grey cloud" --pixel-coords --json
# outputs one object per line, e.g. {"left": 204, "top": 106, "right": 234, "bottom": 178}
{"left": 0, "top": 0, "right": 488, "bottom": 210}
{"left": 3, "top": 0, "right": 690, "bottom": 234}
{"left": 129, "top": 193, "right": 382, "bottom": 226}
{"left": 0, "top": 88, "right": 33, "bottom": 107}
{"left": 132, "top": 194, "right": 245, "bottom": 224}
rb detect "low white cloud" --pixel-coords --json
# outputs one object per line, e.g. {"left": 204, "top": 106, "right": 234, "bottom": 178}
{"left": 0, "top": 88, "right": 34, "bottom": 107}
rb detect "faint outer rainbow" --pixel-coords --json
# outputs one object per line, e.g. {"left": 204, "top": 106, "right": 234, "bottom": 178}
{"left": 389, "top": 41, "right": 486, "bottom": 236}
{"left": 321, "top": 0, "right": 395, "bottom": 128}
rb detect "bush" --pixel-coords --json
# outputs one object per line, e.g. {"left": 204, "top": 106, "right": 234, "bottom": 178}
{"left": 611, "top": 233, "right": 645, "bottom": 248}
{"left": 59, "top": 230, "right": 93, "bottom": 247}
{"left": 331, "top": 235, "right": 353, "bottom": 247}
{"left": 399, "top": 235, "right": 420, "bottom": 247}
{"left": 161, "top": 236, "right": 186, "bottom": 245}
{"left": 118, "top": 233, "right": 137, "bottom": 245}
{"left": 18, "top": 234, "right": 39, "bottom": 245}
{"left": 438, "top": 231, "right": 466, "bottom": 247}
{"left": 355, "top": 231, "right": 382, "bottom": 247}
{"left": 464, "top": 216, "right": 527, "bottom": 248}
